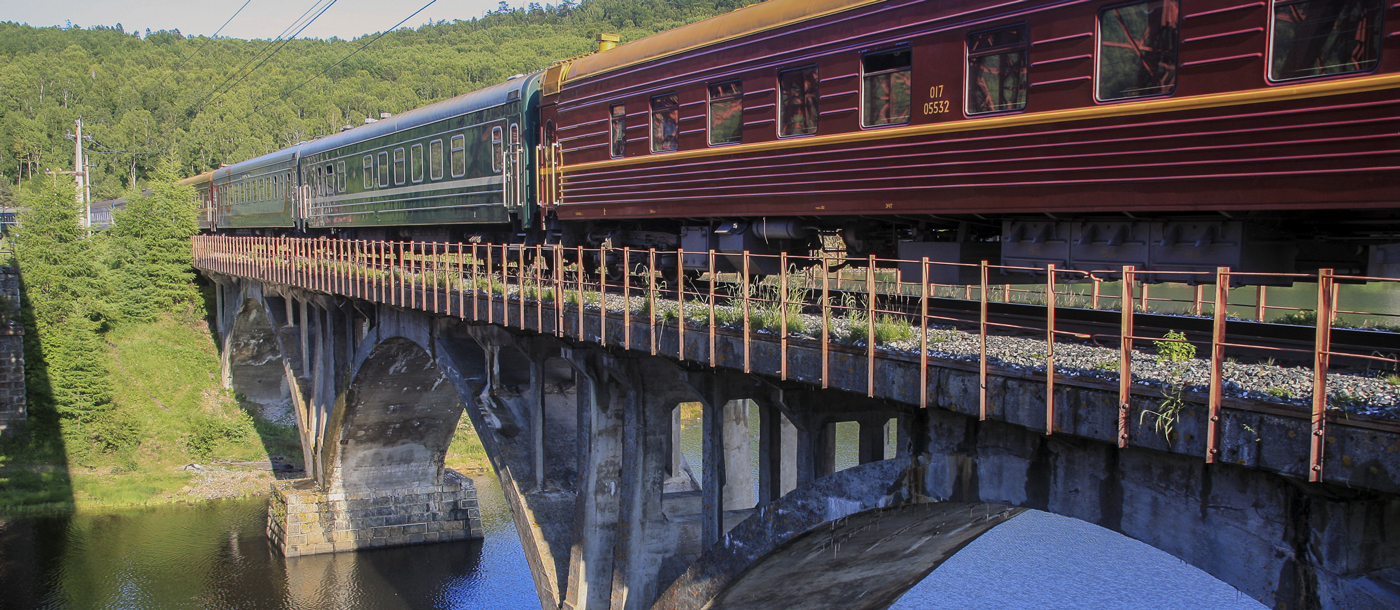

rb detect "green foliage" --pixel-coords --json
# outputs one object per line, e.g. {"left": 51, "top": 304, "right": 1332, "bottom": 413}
{"left": 0, "top": 0, "right": 761, "bottom": 197}
{"left": 184, "top": 410, "right": 255, "bottom": 460}
{"left": 1141, "top": 330, "right": 1196, "bottom": 442}
{"left": 1153, "top": 330, "right": 1197, "bottom": 364}
{"left": 107, "top": 160, "right": 201, "bottom": 320}
{"left": 1265, "top": 387, "right": 1293, "bottom": 399}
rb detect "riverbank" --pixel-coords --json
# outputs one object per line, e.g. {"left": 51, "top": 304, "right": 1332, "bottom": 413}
{"left": 0, "top": 309, "right": 495, "bottom": 515}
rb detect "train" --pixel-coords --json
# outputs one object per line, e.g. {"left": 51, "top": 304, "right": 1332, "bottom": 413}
{"left": 180, "top": 0, "right": 1400, "bottom": 283}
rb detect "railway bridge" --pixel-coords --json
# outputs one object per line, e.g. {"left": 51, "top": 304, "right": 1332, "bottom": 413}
{"left": 194, "top": 236, "right": 1400, "bottom": 610}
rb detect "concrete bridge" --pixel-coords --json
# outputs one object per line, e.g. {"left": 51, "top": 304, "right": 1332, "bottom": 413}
{"left": 195, "top": 237, "right": 1400, "bottom": 610}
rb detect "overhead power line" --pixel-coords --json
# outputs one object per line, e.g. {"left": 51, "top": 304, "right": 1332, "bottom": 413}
{"left": 201, "top": 0, "right": 438, "bottom": 143}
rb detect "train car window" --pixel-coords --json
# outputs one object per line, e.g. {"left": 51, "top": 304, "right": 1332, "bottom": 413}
{"left": 862, "top": 48, "right": 912, "bottom": 127}
{"left": 337, "top": 161, "right": 346, "bottom": 193}
{"left": 708, "top": 81, "right": 744, "bottom": 145}
{"left": 1097, "top": 0, "right": 1180, "bottom": 101}
{"left": 650, "top": 93, "right": 680, "bottom": 152}
{"left": 490, "top": 128, "right": 504, "bottom": 172}
{"left": 966, "top": 24, "right": 1029, "bottom": 115}
{"left": 393, "top": 148, "right": 406, "bottom": 185}
{"left": 544, "top": 120, "right": 557, "bottom": 147}
{"left": 378, "top": 151, "right": 390, "bottom": 187}
{"left": 451, "top": 135, "right": 467, "bottom": 178}
{"left": 609, "top": 105, "right": 626, "bottom": 158}
{"left": 410, "top": 144, "right": 424, "bottom": 183}
{"left": 510, "top": 123, "right": 519, "bottom": 145}
{"left": 363, "top": 155, "right": 374, "bottom": 190}
{"left": 326, "top": 164, "right": 336, "bottom": 195}
{"left": 429, "top": 139, "right": 444, "bottom": 180}
{"left": 1269, "top": 0, "right": 1384, "bottom": 81}
{"left": 779, "top": 66, "right": 820, "bottom": 137}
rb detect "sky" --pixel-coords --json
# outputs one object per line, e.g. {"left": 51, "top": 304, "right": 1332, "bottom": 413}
{"left": 0, "top": 0, "right": 515, "bottom": 40}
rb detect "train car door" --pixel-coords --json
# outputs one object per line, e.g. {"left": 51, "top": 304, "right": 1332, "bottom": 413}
{"left": 503, "top": 123, "right": 525, "bottom": 213}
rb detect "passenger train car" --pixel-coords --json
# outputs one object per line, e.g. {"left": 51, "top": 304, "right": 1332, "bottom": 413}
{"left": 185, "top": 0, "right": 1400, "bottom": 281}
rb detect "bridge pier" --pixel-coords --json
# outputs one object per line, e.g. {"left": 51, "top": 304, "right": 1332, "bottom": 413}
{"left": 202, "top": 267, "right": 1400, "bottom": 610}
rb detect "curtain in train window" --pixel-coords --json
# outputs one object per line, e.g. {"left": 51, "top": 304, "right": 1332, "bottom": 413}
{"left": 410, "top": 144, "right": 424, "bottom": 183}
{"left": 1269, "top": 0, "right": 1384, "bottom": 81}
{"left": 609, "top": 105, "right": 626, "bottom": 158}
{"left": 377, "top": 152, "right": 390, "bottom": 187}
{"left": 324, "top": 166, "right": 335, "bottom": 195}
{"left": 363, "top": 156, "right": 374, "bottom": 190}
{"left": 708, "top": 81, "right": 743, "bottom": 145}
{"left": 966, "top": 25, "right": 1029, "bottom": 115}
{"left": 490, "top": 127, "right": 503, "bottom": 173}
{"left": 393, "top": 148, "right": 406, "bottom": 185}
{"left": 451, "top": 135, "right": 466, "bottom": 178}
{"left": 650, "top": 93, "right": 680, "bottom": 152}
{"left": 429, "top": 140, "right": 444, "bottom": 180}
{"left": 779, "top": 66, "right": 819, "bottom": 137}
{"left": 1098, "top": 0, "right": 1180, "bottom": 101}
{"left": 863, "top": 48, "right": 912, "bottom": 127}
{"left": 336, "top": 161, "right": 346, "bottom": 193}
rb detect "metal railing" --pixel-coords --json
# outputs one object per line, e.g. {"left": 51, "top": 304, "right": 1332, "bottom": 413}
{"left": 192, "top": 235, "right": 1400, "bottom": 483}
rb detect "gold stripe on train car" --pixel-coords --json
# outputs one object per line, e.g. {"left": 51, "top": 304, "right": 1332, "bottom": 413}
{"left": 563, "top": 72, "right": 1400, "bottom": 174}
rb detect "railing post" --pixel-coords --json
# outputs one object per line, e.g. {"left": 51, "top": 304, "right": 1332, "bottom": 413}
{"left": 471, "top": 243, "right": 479, "bottom": 321}
{"left": 535, "top": 244, "right": 544, "bottom": 331}
{"left": 485, "top": 244, "right": 494, "bottom": 324}
{"left": 599, "top": 246, "right": 608, "bottom": 344}
{"left": 708, "top": 249, "right": 716, "bottom": 368}
{"left": 920, "top": 257, "right": 929, "bottom": 410}
{"left": 742, "top": 250, "right": 751, "bottom": 374}
{"left": 555, "top": 244, "right": 565, "bottom": 337}
{"left": 979, "top": 260, "right": 989, "bottom": 421}
{"left": 622, "top": 246, "right": 630, "bottom": 348}
{"left": 1092, "top": 276, "right": 1101, "bottom": 310}
{"left": 779, "top": 251, "right": 787, "bottom": 380}
{"left": 1207, "top": 267, "right": 1229, "bottom": 464}
{"left": 1256, "top": 285, "right": 1268, "bottom": 322}
{"left": 1118, "top": 266, "right": 1135, "bottom": 448}
{"left": 1194, "top": 284, "right": 1204, "bottom": 316}
{"left": 867, "top": 254, "right": 877, "bottom": 398}
{"left": 821, "top": 255, "right": 830, "bottom": 389}
{"left": 577, "top": 245, "right": 585, "bottom": 342}
{"left": 1045, "top": 263, "right": 1056, "bottom": 435}
{"left": 678, "top": 247, "right": 686, "bottom": 361}
{"left": 1311, "top": 268, "right": 1335, "bottom": 483}
{"left": 648, "top": 248, "right": 657, "bottom": 355}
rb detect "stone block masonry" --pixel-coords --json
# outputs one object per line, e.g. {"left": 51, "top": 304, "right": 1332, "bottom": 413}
{"left": 267, "top": 469, "right": 484, "bottom": 557}
{"left": 0, "top": 266, "right": 24, "bottom": 438}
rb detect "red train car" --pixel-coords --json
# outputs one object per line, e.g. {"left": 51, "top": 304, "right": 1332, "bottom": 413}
{"left": 538, "top": 0, "right": 1400, "bottom": 280}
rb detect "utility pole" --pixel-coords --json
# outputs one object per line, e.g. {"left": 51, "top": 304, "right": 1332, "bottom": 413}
{"left": 65, "top": 118, "right": 92, "bottom": 233}
{"left": 74, "top": 118, "right": 87, "bottom": 230}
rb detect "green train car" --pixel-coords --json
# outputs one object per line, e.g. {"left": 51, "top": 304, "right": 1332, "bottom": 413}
{"left": 201, "top": 72, "right": 543, "bottom": 241}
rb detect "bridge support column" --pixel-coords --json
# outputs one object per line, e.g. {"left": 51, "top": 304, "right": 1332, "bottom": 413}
{"left": 267, "top": 470, "right": 482, "bottom": 556}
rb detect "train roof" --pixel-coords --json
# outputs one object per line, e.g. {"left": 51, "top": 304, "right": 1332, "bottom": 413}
{"left": 298, "top": 73, "right": 542, "bottom": 158}
{"left": 177, "top": 169, "right": 216, "bottom": 187}
{"left": 216, "top": 145, "right": 303, "bottom": 182}
{"left": 561, "top": 0, "right": 876, "bottom": 83}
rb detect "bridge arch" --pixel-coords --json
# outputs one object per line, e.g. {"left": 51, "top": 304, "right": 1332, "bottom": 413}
{"left": 225, "top": 294, "right": 294, "bottom": 425}
{"left": 324, "top": 335, "right": 467, "bottom": 492}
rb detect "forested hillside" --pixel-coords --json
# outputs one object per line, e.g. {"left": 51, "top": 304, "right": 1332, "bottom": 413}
{"left": 0, "top": 0, "right": 759, "bottom": 203}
